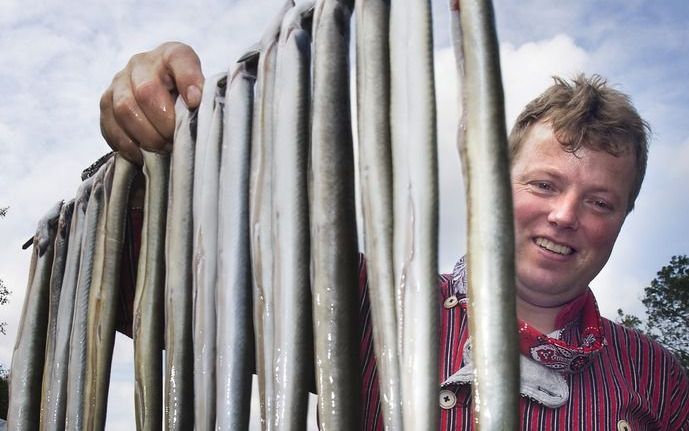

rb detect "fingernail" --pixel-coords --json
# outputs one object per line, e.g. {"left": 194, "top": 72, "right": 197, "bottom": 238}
{"left": 186, "top": 85, "right": 202, "bottom": 108}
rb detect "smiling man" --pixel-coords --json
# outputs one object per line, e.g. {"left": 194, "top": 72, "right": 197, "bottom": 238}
{"left": 97, "top": 44, "right": 688, "bottom": 429}
{"left": 508, "top": 76, "right": 645, "bottom": 334}
{"left": 359, "top": 75, "right": 689, "bottom": 429}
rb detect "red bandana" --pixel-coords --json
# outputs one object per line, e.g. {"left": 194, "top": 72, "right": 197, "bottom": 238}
{"left": 452, "top": 257, "right": 606, "bottom": 374}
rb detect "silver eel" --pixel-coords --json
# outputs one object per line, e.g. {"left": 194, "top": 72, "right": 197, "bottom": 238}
{"left": 164, "top": 99, "right": 196, "bottom": 431}
{"left": 215, "top": 51, "right": 258, "bottom": 431}
{"left": 40, "top": 199, "right": 74, "bottom": 429}
{"left": 248, "top": 2, "right": 293, "bottom": 428}
{"left": 270, "top": 2, "right": 314, "bottom": 429}
{"left": 310, "top": 0, "right": 361, "bottom": 428}
{"left": 354, "top": 0, "right": 403, "bottom": 428}
{"left": 458, "top": 0, "right": 519, "bottom": 428}
{"left": 65, "top": 159, "right": 112, "bottom": 431}
{"left": 84, "top": 154, "right": 136, "bottom": 430}
{"left": 389, "top": 0, "right": 440, "bottom": 427}
{"left": 42, "top": 176, "right": 93, "bottom": 430}
{"left": 192, "top": 73, "right": 226, "bottom": 431}
{"left": 133, "top": 149, "right": 169, "bottom": 431}
{"left": 8, "top": 201, "right": 62, "bottom": 430}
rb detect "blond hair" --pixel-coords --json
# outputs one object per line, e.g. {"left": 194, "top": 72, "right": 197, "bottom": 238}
{"left": 508, "top": 74, "right": 650, "bottom": 212}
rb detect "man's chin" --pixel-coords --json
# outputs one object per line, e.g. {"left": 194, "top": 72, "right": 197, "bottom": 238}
{"left": 515, "top": 274, "right": 584, "bottom": 307}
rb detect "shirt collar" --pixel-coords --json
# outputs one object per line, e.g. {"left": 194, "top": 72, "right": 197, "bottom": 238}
{"left": 450, "top": 256, "right": 606, "bottom": 373}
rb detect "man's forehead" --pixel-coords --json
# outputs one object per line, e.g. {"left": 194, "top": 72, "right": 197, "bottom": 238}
{"left": 518, "top": 121, "right": 633, "bottom": 160}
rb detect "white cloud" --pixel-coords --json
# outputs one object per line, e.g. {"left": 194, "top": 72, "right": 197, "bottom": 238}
{"left": 434, "top": 47, "right": 466, "bottom": 271}
{"left": 107, "top": 338, "right": 136, "bottom": 429}
{"left": 593, "top": 136, "right": 689, "bottom": 320}
{"left": 500, "top": 34, "right": 589, "bottom": 126}
{"left": 591, "top": 265, "right": 646, "bottom": 321}
{"left": 652, "top": 136, "right": 689, "bottom": 180}
{"left": 433, "top": 33, "right": 591, "bottom": 271}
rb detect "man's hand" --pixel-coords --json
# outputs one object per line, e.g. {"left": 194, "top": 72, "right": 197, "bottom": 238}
{"left": 100, "top": 42, "right": 204, "bottom": 165}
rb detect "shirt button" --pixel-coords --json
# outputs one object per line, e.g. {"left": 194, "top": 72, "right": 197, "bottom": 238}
{"left": 439, "top": 389, "right": 457, "bottom": 409}
{"left": 443, "top": 295, "right": 459, "bottom": 309}
{"left": 617, "top": 420, "right": 631, "bottom": 431}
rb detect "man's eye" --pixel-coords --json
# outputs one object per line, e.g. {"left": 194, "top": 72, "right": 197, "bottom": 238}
{"left": 532, "top": 182, "right": 552, "bottom": 191}
{"left": 593, "top": 200, "right": 612, "bottom": 210}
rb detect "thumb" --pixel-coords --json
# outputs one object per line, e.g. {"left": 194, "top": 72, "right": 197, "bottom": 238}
{"left": 161, "top": 42, "right": 205, "bottom": 109}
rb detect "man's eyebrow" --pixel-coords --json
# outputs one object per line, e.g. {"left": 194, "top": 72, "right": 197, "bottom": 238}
{"left": 585, "top": 185, "right": 624, "bottom": 201}
{"left": 520, "top": 168, "right": 625, "bottom": 199}
{"left": 518, "top": 167, "right": 563, "bottom": 179}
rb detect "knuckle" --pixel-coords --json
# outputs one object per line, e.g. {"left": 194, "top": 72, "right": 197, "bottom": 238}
{"left": 112, "top": 94, "right": 138, "bottom": 119}
{"left": 99, "top": 90, "right": 112, "bottom": 111}
{"left": 128, "top": 51, "right": 148, "bottom": 66}
{"left": 100, "top": 122, "right": 124, "bottom": 152}
{"left": 99, "top": 120, "right": 113, "bottom": 144}
{"left": 112, "top": 69, "right": 126, "bottom": 83}
{"left": 111, "top": 137, "right": 143, "bottom": 165}
{"left": 132, "top": 78, "right": 158, "bottom": 102}
{"left": 159, "top": 41, "right": 182, "bottom": 50}
{"left": 162, "top": 41, "right": 191, "bottom": 55}
{"left": 164, "top": 42, "right": 200, "bottom": 66}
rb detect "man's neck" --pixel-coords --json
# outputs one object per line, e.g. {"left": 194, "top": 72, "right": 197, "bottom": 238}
{"left": 516, "top": 297, "right": 564, "bottom": 334}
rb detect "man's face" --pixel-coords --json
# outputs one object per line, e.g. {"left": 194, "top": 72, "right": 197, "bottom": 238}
{"left": 510, "top": 121, "right": 636, "bottom": 308}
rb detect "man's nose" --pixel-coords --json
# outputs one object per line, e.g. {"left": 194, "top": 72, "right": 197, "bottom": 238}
{"left": 547, "top": 193, "right": 580, "bottom": 229}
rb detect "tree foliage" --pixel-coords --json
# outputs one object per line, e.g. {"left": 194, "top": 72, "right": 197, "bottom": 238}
{"left": 0, "top": 279, "right": 8, "bottom": 336}
{"left": 615, "top": 308, "right": 642, "bottom": 330}
{"left": 643, "top": 255, "right": 689, "bottom": 367}
{"left": 617, "top": 255, "right": 689, "bottom": 370}
{"left": 0, "top": 370, "right": 7, "bottom": 420}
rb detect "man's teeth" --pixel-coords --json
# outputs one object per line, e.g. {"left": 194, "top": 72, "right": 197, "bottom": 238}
{"left": 536, "top": 238, "right": 573, "bottom": 255}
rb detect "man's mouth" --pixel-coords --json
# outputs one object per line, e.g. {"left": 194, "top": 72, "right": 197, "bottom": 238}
{"left": 535, "top": 237, "right": 574, "bottom": 256}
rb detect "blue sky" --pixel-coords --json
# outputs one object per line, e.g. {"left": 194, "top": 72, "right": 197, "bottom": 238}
{"left": 1, "top": 0, "right": 688, "bottom": 428}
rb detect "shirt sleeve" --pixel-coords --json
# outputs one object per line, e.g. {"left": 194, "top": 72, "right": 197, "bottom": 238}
{"left": 667, "top": 355, "right": 689, "bottom": 430}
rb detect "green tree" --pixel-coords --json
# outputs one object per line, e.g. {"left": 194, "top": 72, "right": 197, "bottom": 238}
{"left": 0, "top": 367, "right": 7, "bottom": 420}
{"left": 615, "top": 308, "right": 642, "bottom": 330}
{"left": 617, "top": 255, "right": 689, "bottom": 370}
{"left": 0, "top": 279, "right": 8, "bottom": 336}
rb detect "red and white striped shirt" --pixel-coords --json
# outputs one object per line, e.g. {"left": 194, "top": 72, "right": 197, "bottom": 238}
{"left": 358, "top": 258, "right": 689, "bottom": 430}
{"left": 116, "top": 207, "right": 688, "bottom": 429}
